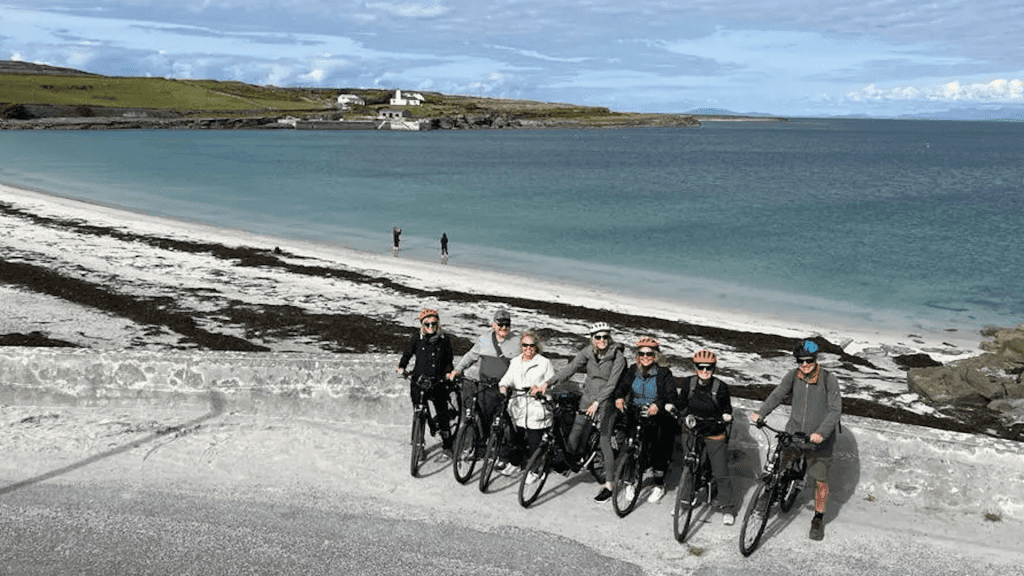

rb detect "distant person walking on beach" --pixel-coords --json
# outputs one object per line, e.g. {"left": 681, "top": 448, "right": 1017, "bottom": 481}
{"left": 448, "top": 309, "right": 517, "bottom": 423}
{"left": 676, "top": 349, "right": 735, "bottom": 524}
{"left": 392, "top": 226, "right": 402, "bottom": 250}
{"left": 440, "top": 233, "right": 449, "bottom": 256}
{"left": 613, "top": 337, "right": 679, "bottom": 504}
{"left": 750, "top": 340, "right": 842, "bottom": 541}
{"left": 398, "top": 308, "right": 456, "bottom": 457}
{"left": 538, "top": 322, "right": 626, "bottom": 502}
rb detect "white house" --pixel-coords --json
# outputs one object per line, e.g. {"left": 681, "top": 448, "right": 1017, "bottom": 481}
{"left": 336, "top": 94, "right": 365, "bottom": 109}
{"left": 389, "top": 89, "right": 424, "bottom": 106}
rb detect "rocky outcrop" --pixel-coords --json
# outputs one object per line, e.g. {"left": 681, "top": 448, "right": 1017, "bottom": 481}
{"left": 908, "top": 325, "right": 1024, "bottom": 425}
{"left": 428, "top": 113, "right": 523, "bottom": 130}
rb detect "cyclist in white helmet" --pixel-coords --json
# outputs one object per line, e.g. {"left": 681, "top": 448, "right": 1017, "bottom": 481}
{"left": 537, "top": 321, "right": 626, "bottom": 502}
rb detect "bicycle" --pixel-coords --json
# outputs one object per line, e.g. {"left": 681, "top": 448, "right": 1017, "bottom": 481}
{"left": 611, "top": 403, "right": 658, "bottom": 517}
{"left": 478, "top": 387, "right": 533, "bottom": 493}
{"left": 452, "top": 377, "right": 496, "bottom": 484}
{"left": 517, "top": 391, "right": 607, "bottom": 508}
{"left": 738, "top": 421, "right": 810, "bottom": 556}
{"left": 407, "top": 373, "right": 462, "bottom": 478}
{"left": 673, "top": 415, "right": 727, "bottom": 542}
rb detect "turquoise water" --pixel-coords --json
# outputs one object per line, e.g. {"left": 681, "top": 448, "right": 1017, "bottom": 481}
{"left": 1, "top": 119, "right": 1022, "bottom": 339}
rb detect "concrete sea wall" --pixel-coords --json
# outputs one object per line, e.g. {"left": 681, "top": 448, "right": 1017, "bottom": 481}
{"left": 1, "top": 347, "right": 1022, "bottom": 520}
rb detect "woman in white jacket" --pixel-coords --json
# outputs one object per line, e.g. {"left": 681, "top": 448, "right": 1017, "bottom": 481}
{"left": 497, "top": 330, "right": 555, "bottom": 474}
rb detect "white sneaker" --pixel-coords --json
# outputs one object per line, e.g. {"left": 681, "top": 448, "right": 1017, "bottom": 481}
{"left": 722, "top": 513, "right": 736, "bottom": 526}
{"left": 525, "top": 472, "right": 541, "bottom": 485}
{"left": 647, "top": 486, "right": 665, "bottom": 503}
{"left": 622, "top": 484, "right": 636, "bottom": 502}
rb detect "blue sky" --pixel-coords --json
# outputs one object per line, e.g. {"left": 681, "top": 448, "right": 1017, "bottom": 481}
{"left": 2, "top": 0, "right": 1022, "bottom": 118}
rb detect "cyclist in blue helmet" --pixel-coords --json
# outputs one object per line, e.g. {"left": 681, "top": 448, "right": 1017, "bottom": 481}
{"left": 750, "top": 339, "right": 842, "bottom": 541}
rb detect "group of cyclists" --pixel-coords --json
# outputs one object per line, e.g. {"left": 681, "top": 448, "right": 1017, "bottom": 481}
{"left": 398, "top": 307, "right": 842, "bottom": 544}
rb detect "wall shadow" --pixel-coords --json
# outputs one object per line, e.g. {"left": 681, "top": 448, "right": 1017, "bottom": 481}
{"left": 0, "top": 390, "right": 226, "bottom": 496}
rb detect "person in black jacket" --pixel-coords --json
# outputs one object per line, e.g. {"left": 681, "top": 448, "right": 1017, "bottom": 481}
{"left": 677, "top": 349, "right": 735, "bottom": 524}
{"left": 397, "top": 308, "right": 455, "bottom": 456}
{"left": 613, "top": 337, "right": 678, "bottom": 503}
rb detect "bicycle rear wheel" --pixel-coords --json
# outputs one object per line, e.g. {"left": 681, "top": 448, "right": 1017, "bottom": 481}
{"left": 673, "top": 465, "right": 699, "bottom": 542}
{"left": 612, "top": 451, "right": 641, "bottom": 517}
{"left": 409, "top": 411, "right": 426, "bottom": 478}
{"left": 518, "top": 445, "right": 550, "bottom": 508}
{"left": 478, "top": 419, "right": 509, "bottom": 493}
{"left": 452, "top": 416, "right": 481, "bottom": 484}
{"left": 739, "top": 481, "right": 773, "bottom": 556}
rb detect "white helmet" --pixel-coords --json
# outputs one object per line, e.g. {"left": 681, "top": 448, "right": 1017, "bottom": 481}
{"left": 588, "top": 322, "right": 612, "bottom": 335}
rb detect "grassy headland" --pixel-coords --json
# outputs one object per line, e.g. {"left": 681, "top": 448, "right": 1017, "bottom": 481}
{"left": 0, "top": 60, "right": 777, "bottom": 128}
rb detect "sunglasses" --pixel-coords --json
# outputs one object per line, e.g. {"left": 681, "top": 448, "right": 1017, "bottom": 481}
{"left": 593, "top": 334, "right": 611, "bottom": 341}
{"left": 696, "top": 364, "right": 715, "bottom": 371}
{"left": 637, "top": 351, "right": 656, "bottom": 358}
{"left": 521, "top": 342, "right": 537, "bottom": 349}
{"left": 797, "top": 357, "right": 817, "bottom": 365}
{"left": 422, "top": 321, "right": 438, "bottom": 328}
{"left": 495, "top": 322, "right": 511, "bottom": 328}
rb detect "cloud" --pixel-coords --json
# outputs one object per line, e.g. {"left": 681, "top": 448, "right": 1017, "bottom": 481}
{"left": 848, "top": 78, "right": 1024, "bottom": 102}
{"left": 364, "top": 2, "right": 451, "bottom": 19}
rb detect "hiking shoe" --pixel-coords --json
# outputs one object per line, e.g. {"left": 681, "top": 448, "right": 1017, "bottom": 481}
{"left": 647, "top": 485, "right": 665, "bottom": 503}
{"left": 809, "top": 516, "right": 825, "bottom": 540}
{"left": 722, "top": 513, "right": 736, "bottom": 526}
{"left": 594, "top": 487, "right": 613, "bottom": 502}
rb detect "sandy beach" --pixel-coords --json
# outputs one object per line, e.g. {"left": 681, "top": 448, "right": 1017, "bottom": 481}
{"left": 2, "top": 181, "right": 1024, "bottom": 574}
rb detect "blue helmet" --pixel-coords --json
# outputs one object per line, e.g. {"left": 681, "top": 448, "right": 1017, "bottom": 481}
{"left": 793, "top": 339, "right": 820, "bottom": 358}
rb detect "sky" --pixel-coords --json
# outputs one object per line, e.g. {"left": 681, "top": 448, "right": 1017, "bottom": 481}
{"left": 1, "top": 0, "right": 1023, "bottom": 118}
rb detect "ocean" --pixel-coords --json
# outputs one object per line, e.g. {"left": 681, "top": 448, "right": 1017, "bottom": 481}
{"left": 1, "top": 118, "right": 1022, "bottom": 342}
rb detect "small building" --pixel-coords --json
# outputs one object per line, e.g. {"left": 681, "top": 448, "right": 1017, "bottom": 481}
{"left": 389, "top": 89, "right": 424, "bottom": 106}
{"left": 378, "top": 109, "right": 410, "bottom": 119}
{"left": 336, "top": 94, "right": 365, "bottom": 109}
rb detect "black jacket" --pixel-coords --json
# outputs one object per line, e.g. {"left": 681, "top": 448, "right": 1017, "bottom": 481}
{"left": 399, "top": 331, "right": 454, "bottom": 383}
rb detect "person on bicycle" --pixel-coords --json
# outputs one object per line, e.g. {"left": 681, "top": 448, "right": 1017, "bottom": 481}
{"left": 613, "top": 337, "right": 679, "bottom": 503}
{"left": 677, "top": 349, "right": 736, "bottom": 525}
{"left": 750, "top": 339, "right": 842, "bottom": 541}
{"left": 496, "top": 330, "right": 555, "bottom": 479}
{"left": 539, "top": 321, "right": 626, "bottom": 502}
{"left": 447, "top": 308, "right": 517, "bottom": 423}
{"left": 397, "top": 308, "right": 456, "bottom": 458}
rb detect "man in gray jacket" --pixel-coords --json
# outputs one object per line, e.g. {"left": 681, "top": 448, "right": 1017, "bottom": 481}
{"left": 751, "top": 339, "right": 842, "bottom": 541}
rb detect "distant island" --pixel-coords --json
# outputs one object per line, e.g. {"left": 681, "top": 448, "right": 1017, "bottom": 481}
{"left": 0, "top": 60, "right": 786, "bottom": 130}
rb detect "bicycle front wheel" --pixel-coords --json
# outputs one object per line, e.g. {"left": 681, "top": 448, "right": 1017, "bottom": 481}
{"left": 673, "top": 465, "right": 699, "bottom": 542}
{"left": 409, "top": 411, "right": 426, "bottom": 478}
{"left": 452, "top": 416, "right": 481, "bottom": 484}
{"left": 518, "top": 445, "right": 550, "bottom": 508}
{"left": 739, "top": 481, "right": 773, "bottom": 557}
{"left": 612, "top": 451, "right": 641, "bottom": 517}
{"left": 478, "top": 419, "right": 508, "bottom": 493}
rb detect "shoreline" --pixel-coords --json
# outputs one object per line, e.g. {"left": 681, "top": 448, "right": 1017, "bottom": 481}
{"left": 5, "top": 179, "right": 1020, "bottom": 441}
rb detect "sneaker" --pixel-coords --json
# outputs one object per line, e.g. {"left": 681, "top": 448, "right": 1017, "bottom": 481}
{"left": 647, "top": 485, "right": 665, "bottom": 503}
{"left": 809, "top": 516, "right": 825, "bottom": 541}
{"left": 525, "top": 472, "right": 541, "bottom": 485}
{"left": 622, "top": 484, "right": 636, "bottom": 503}
{"left": 594, "top": 487, "right": 613, "bottom": 502}
{"left": 722, "top": 513, "right": 736, "bottom": 526}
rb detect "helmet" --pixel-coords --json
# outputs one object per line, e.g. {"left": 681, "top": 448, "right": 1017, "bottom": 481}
{"left": 417, "top": 308, "right": 440, "bottom": 322}
{"left": 635, "top": 337, "right": 660, "bottom": 350}
{"left": 793, "top": 339, "right": 819, "bottom": 358}
{"left": 692, "top": 349, "right": 718, "bottom": 364}
{"left": 588, "top": 322, "right": 612, "bottom": 336}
